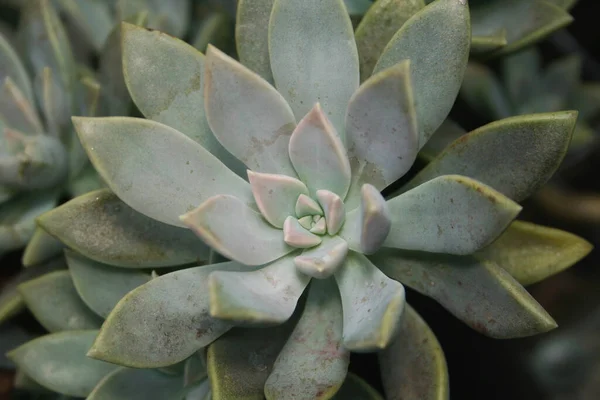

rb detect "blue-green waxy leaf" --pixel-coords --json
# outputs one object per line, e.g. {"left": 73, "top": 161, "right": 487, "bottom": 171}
{"left": 209, "top": 255, "right": 309, "bottom": 324}
{"left": 0, "top": 324, "right": 37, "bottom": 370}
{"left": 0, "top": 78, "right": 44, "bottom": 134}
{"left": 471, "top": 0, "right": 573, "bottom": 57}
{"left": 66, "top": 163, "right": 105, "bottom": 198}
{"left": 374, "top": 0, "right": 470, "bottom": 147}
{"left": 121, "top": 23, "right": 244, "bottom": 175}
{"left": 18, "top": 270, "right": 102, "bottom": 332}
{"left": 345, "top": 0, "right": 373, "bottom": 15}
{"left": 372, "top": 249, "right": 558, "bottom": 338}
{"left": 378, "top": 305, "right": 448, "bottom": 400}
{"left": 208, "top": 315, "right": 297, "bottom": 400}
{"left": 7, "top": 331, "right": 118, "bottom": 397}
{"left": 87, "top": 367, "right": 185, "bottom": 400}
{"left": 22, "top": 226, "right": 64, "bottom": 267}
{"left": 35, "top": 67, "right": 69, "bottom": 138}
{"left": 182, "top": 195, "right": 293, "bottom": 266}
{"left": 88, "top": 263, "right": 251, "bottom": 368}
{"left": 205, "top": 46, "right": 297, "bottom": 177}
{"left": 265, "top": 279, "right": 350, "bottom": 400}
{"left": 476, "top": 221, "right": 593, "bottom": 286}
{"left": 385, "top": 175, "right": 521, "bottom": 255}
{"left": 333, "top": 373, "right": 383, "bottom": 399}
{"left": 501, "top": 48, "right": 542, "bottom": 107}
{"left": 66, "top": 251, "right": 151, "bottom": 319}
{"left": 38, "top": 189, "right": 210, "bottom": 268}
{"left": 294, "top": 236, "right": 348, "bottom": 279}
{"left": 403, "top": 112, "right": 577, "bottom": 202}
{"left": 0, "top": 33, "right": 34, "bottom": 104}
{"left": 461, "top": 62, "right": 512, "bottom": 120}
{"left": 269, "top": 0, "right": 359, "bottom": 134}
{"left": 419, "top": 119, "right": 466, "bottom": 162}
{"left": 354, "top": 0, "right": 425, "bottom": 80}
{"left": 56, "top": 0, "right": 113, "bottom": 51}
{"left": 236, "top": 0, "right": 275, "bottom": 82}
{"left": 73, "top": 117, "right": 254, "bottom": 228}
{"left": 335, "top": 253, "right": 405, "bottom": 351}
{"left": 345, "top": 61, "right": 418, "bottom": 203}
{"left": 13, "top": 369, "right": 53, "bottom": 393}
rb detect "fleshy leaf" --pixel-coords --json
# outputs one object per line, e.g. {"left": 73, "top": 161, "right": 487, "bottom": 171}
{"left": 544, "top": 55, "right": 581, "bottom": 100}
{"left": 121, "top": 23, "right": 244, "bottom": 175}
{"left": 419, "top": 119, "right": 466, "bottom": 162}
{"left": 0, "top": 32, "right": 34, "bottom": 104}
{"left": 354, "top": 0, "right": 425, "bottom": 80}
{"left": 345, "top": 61, "right": 418, "bottom": 201}
{"left": 98, "top": 22, "right": 131, "bottom": 117}
{"left": 182, "top": 195, "right": 293, "bottom": 266}
{"left": 378, "top": 305, "right": 448, "bottom": 400}
{"left": 335, "top": 253, "right": 405, "bottom": 351}
{"left": 374, "top": 0, "right": 470, "bottom": 147}
{"left": 501, "top": 47, "right": 542, "bottom": 107}
{"left": 248, "top": 171, "right": 309, "bottom": 228}
{"left": 88, "top": 263, "right": 250, "bottom": 368}
{"left": 345, "top": 0, "right": 373, "bottom": 15}
{"left": 477, "top": 221, "right": 592, "bottom": 286}
{"left": 22, "top": 226, "right": 64, "bottom": 267}
{"left": 7, "top": 331, "right": 118, "bottom": 397}
{"left": 289, "top": 104, "right": 352, "bottom": 199}
{"left": 295, "top": 194, "right": 323, "bottom": 217}
{"left": 316, "top": 190, "right": 346, "bottom": 235}
{"left": 18, "top": 270, "right": 102, "bottom": 332}
{"left": 298, "top": 216, "right": 313, "bottom": 230}
{"left": 205, "top": 45, "right": 297, "bottom": 176}
{"left": 460, "top": 62, "right": 513, "bottom": 120}
{"left": 372, "top": 249, "right": 558, "bottom": 338}
{"left": 0, "top": 77, "right": 44, "bottom": 134}
{"left": 269, "top": 0, "right": 359, "bottom": 134}
{"left": 207, "top": 319, "right": 297, "bottom": 400}
{"left": 470, "top": 30, "right": 507, "bottom": 54}
{"left": 310, "top": 217, "right": 327, "bottom": 235}
{"left": 294, "top": 236, "right": 349, "bottom": 279}
{"left": 235, "top": 0, "right": 275, "bottom": 81}
{"left": 57, "top": 0, "right": 113, "bottom": 51}
{"left": 265, "top": 279, "right": 350, "bottom": 400}
{"left": 333, "top": 373, "right": 383, "bottom": 399}
{"left": 66, "top": 251, "right": 151, "bottom": 319}
{"left": 87, "top": 367, "right": 185, "bottom": 400}
{"left": 402, "top": 112, "right": 577, "bottom": 202}
{"left": 36, "top": 67, "right": 68, "bottom": 138}
{"left": 283, "top": 217, "right": 322, "bottom": 248}
{"left": 38, "top": 189, "right": 210, "bottom": 268}
{"left": 209, "top": 255, "right": 310, "bottom": 324}
{"left": 73, "top": 116, "right": 253, "bottom": 227}
{"left": 385, "top": 175, "right": 521, "bottom": 255}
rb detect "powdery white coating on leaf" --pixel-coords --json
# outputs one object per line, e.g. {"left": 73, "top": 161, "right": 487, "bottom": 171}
{"left": 269, "top": 0, "right": 360, "bottom": 136}
{"left": 265, "top": 278, "right": 350, "bottom": 400}
{"left": 73, "top": 116, "right": 253, "bottom": 228}
{"left": 294, "top": 236, "right": 348, "bottom": 280}
{"left": 236, "top": 0, "right": 275, "bottom": 81}
{"left": 283, "top": 216, "right": 322, "bottom": 248}
{"left": 289, "top": 104, "right": 352, "bottom": 199}
{"left": 205, "top": 45, "right": 297, "bottom": 176}
{"left": 335, "top": 253, "right": 405, "bottom": 351}
{"left": 384, "top": 175, "right": 521, "bottom": 255}
{"left": 316, "top": 190, "right": 346, "bottom": 236}
{"left": 295, "top": 194, "right": 323, "bottom": 217}
{"left": 182, "top": 195, "right": 293, "bottom": 266}
{"left": 208, "top": 255, "right": 310, "bottom": 324}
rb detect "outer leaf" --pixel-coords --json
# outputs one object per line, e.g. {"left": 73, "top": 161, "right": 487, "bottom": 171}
{"left": 419, "top": 119, "right": 466, "bottom": 162}
{"left": 0, "top": 77, "right": 44, "bottom": 134}
{"left": 87, "top": 367, "right": 185, "bottom": 400}
{"left": 209, "top": 255, "right": 310, "bottom": 324}
{"left": 354, "top": 0, "right": 425, "bottom": 80}
{"left": 501, "top": 47, "right": 542, "bottom": 107}
{"left": 88, "top": 263, "right": 250, "bottom": 368}
{"left": 374, "top": 0, "right": 470, "bottom": 147}
{"left": 19, "top": 270, "right": 102, "bottom": 332}
{"left": 182, "top": 195, "right": 293, "bottom": 266}
{"left": 402, "top": 112, "right": 577, "bottom": 202}
{"left": 205, "top": 46, "right": 297, "bottom": 176}
{"left": 372, "top": 249, "right": 558, "bottom": 338}
{"left": 98, "top": 23, "right": 131, "bottom": 116}
{"left": 335, "top": 253, "right": 405, "bottom": 351}
{"left": 236, "top": 0, "right": 275, "bottom": 81}
{"left": 121, "top": 23, "right": 244, "bottom": 175}
{"left": 38, "top": 189, "right": 210, "bottom": 268}
{"left": 385, "top": 175, "right": 521, "bottom": 255}
{"left": 378, "top": 305, "right": 448, "bottom": 400}
{"left": 265, "top": 279, "right": 350, "bottom": 400}
{"left": 66, "top": 251, "right": 151, "bottom": 319}
{"left": 477, "top": 221, "right": 592, "bottom": 286}
{"left": 207, "top": 319, "right": 296, "bottom": 400}
{"left": 460, "top": 62, "right": 513, "bottom": 120}
{"left": 7, "top": 331, "right": 118, "bottom": 397}
{"left": 22, "top": 226, "right": 64, "bottom": 267}
{"left": 470, "top": 31, "right": 507, "bottom": 54}
{"left": 57, "top": 0, "right": 113, "bottom": 51}
{"left": 269, "top": 0, "right": 360, "bottom": 134}
{"left": 294, "top": 236, "right": 348, "bottom": 279}
{"left": 0, "top": 32, "right": 34, "bottom": 104}
{"left": 0, "top": 324, "right": 36, "bottom": 370}
{"left": 73, "top": 117, "right": 253, "bottom": 228}
{"left": 345, "top": 61, "right": 418, "bottom": 200}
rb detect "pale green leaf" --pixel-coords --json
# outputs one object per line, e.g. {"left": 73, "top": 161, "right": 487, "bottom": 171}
{"left": 269, "top": 0, "right": 359, "bottom": 134}
{"left": 0, "top": 77, "right": 44, "bottom": 134}
{"left": 372, "top": 249, "right": 558, "bottom": 338}
{"left": 73, "top": 116, "right": 253, "bottom": 227}
{"left": 461, "top": 62, "right": 513, "bottom": 120}
{"left": 0, "top": 324, "right": 36, "bottom": 370}
{"left": 470, "top": 30, "right": 507, "bottom": 54}
{"left": 345, "top": 0, "right": 373, "bottom": 15}
{"left": 235, "top": 0, "right": 275, "bottom": 81}
{"left": 66, "top": 163, "right": 105, "bottom": 197}
{"left": 98, "top": 24, "right": 130, "bottom": 116}
{"left": 374, "top": 0, "right": 470, "bottom": 147}
{"left": 403, "top": 112, "right": 577, "bottom": 202}
{"left": 22, "top": 226, "right": 64, "bottom": 267}
{"left": 501, "top": 47, "right": 542, "bottom": 107}
{"left": 38, "top": 189, "right": 210, "bottom": 268}
{"left": 0, "top": 32, "right": 34, "bottom": 104}
{"left": 419, "top": 119, "right": 466, "bottom": 162}
{"left": 88, "top": 367, "right": 185, "bottom": 400}
{"left": 56, "top": 0, "right": 113, "bottom": 51}
{"left": 378, "top": 305, "right": 448, "bottom": 400}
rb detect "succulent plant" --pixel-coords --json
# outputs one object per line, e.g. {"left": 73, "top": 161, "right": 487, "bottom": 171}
{"left": 352, "top": 0, "right": 576, "bottom": 80}
{"left": 20, "top": 0, "right": 588, "bottom": 398}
